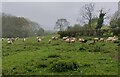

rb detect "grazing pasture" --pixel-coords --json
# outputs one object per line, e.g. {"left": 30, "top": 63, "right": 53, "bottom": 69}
{"left": 2, "top": 35, "right": 119, "bottom": 75}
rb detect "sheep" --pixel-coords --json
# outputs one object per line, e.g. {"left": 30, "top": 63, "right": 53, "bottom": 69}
{"left": 11, "top": 38, "right": 15, "bottom": 42}
{"left": 48, "top": 39, "right": 52, "bottom": 44}
{"left": 99, "top": 38, "right": 104, "bottom": 42}
{"left": 7, "top": 40, "right": 13, "bottom": 44}
{"left": 79, "top": 38, "right": 87, "bottom": 43}
{"left": 2, "top": 38, "right": 4, "bottom": 41}
{"left": 65, "top": 38, "right": 70, "bottom": 43}
{"left": 55, "top": 36, "right": 59, "bottom": 40}
{"left": 63, "top": 36, "right": 68, "bottom": 40}
{"left": 69, "top": 37, "right": 76, "bottom": 43}
{"left": 79, "top": 38, "right": 84, "bottom": 42}
{"left": 64, "top": 37, "right": 76, "bottom": 43}
{"left": 7, "top": 38, "right": 10, "bottom": 41}
{"left": 51, "top": 36, "right": 59, "bottom": 40}
{"left": 37, "top": 38, "right": 42, "bottom": 42}
{"left": 71, "top": 37, "right": 76, "bottom": 41}
{"left": 23, "top": 38, "right": 26, "bottom": 42}
{"left": 36, "top": 36, "right": 39, "bottom": 39}
{"left": 106, "top": 36, "right": 118, "bottom": 42}
{"left": 15, "top": 37, "right": 19, "bottom": 40}
{"left": 52, "top": 36, "right": 55, "bottom": 40}
{"left": 89, "top": 40, "right": 95, "bottom": 45}
{"left": 94, "top": 38, "right": 99, "bottom": 42}
{"left": 41, "top": 36, "right": 44, "bottom": 40}
{"left": 70, "top": 39, "right": 75, "bottom": 43}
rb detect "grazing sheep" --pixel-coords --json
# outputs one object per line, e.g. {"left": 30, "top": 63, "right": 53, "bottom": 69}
{"left": 37, "top": 38, "right": 42, "bottom": 42}
{"left": 36, "top": 37, "right": 39, "bottom": 39}
{"left": 94, "top": 38, "right": 99, "bottom": 42}
{"left": 65, "top": 38, "right": 70, "bottom": 43}
{"left": 69, "top": 37, "right": 76, "bottom": 43}
{"left": 79, "top": 38, "right": 84, "bottom": 42}
{"left": 64, "top": 38, "right": 76, "bottom": 43}
{"left": 15, "top": 37, "right": 19, "bottom": 40}
{"left": 2, "top": 38, "right": 4, "bottom": 41}
{"left": 99, "top": 38, "right": 104, "bottom": 42}
{"left": 7, "top": 40, "right": 13, "bottom": 44}
{"left": 52, "top": 36, "right": 59, "bottom": 40}
{"left": 70, "top": 39, "right": 75, "bottom": 43}
{"left": 89, "top": 40, "right": 95, "bottom": 45}
{"left": 7, "top": 38, "right": 10, "bottom": 41}
{"left": 63, "top": 36, "right": 68, "bottom": 40}
{"left": 71, "top": 37, "right": 76, "bottom": 41}
{"left": 79, "top": 38, "right": 87, "bottom": 43}
{"left": 41, "top": 36, "right": 44, "bottom": 40}
{"left": 106, "top": 36, "right": 118, "bottom": 42}
{"left": 52, "top": 36, "right": 56, "bottom": 40}
{"left": 48, "top": 39, "right": 52, "bottom": 44}
{"left": 11, "top": 38, "right": 15, "bottom": 42}
{"left": 55, "top": 37, "right": 59, "bottom": 40}
{"left": 23, "top": 38, "right": 26, "bottom": 42}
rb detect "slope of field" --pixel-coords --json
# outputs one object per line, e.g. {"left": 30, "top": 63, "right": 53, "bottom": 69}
{"left": 2, "top": 35, "right": 119, "bottom": 75}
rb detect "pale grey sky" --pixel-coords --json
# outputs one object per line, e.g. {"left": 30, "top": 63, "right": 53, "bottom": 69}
{"left": 2, "top": 2, "right": 118, "bottom": 30}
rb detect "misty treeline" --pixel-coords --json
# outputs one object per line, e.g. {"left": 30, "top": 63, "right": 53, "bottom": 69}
{"left": 57, "top": 3, "right": 120, "bottom": 37}
{"left": 2, "top": 13, "right": 44, "bottom": 38}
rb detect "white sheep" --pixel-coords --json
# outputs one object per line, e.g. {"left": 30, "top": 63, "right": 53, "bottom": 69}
{"left": 51, "top": 36, "right": 59, "bottom": 40}
{"left": 63, "top": 36, "right": 68, "bottom": 40}
{"left": 7, "top": 38, "right": 10, "bottom": 41}
{"left": 94, "top": 38, "right": 99, "bottom": 42}
{"left": 106, "top": 36, "right": 118, "bottom": 42}
{"left": 37, "top": 38, "right": 42, "bottom": 42}
{"left": 99, "top": 38, "right": 104, "bottom": 42}
{"left": 23, "top": 38, "right": 26, "bottom": 42}
{"left": 79, "top": 38, "right": 87, "bottom": 43}
{"left": 2, "top": 38, "right": 4, "bottom": 41}
{"left": 7, "top": 40, "right": 13, "bottom": 44}
{"left": 36, "top": 37, "right": 39, "bottom": 39}
{"left": 65, "top": 38, "right": 70, "bottom": 43}
{"left": 48, "top": 39, "right": 52, "bottom": 44}
{"left": 70, "top": 39, "right": 75, "bottom": 43}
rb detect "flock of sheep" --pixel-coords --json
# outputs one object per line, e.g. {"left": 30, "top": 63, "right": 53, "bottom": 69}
{"left": 61, "top": 36, "right": 118, "bottom": 45}
{"left": 1, "top": 35, "right": 118, "bottom": 45}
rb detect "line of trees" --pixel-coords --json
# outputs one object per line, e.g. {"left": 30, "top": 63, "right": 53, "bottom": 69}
{"left": 2, "top": 13, "right": 44, "bottom": 38}
{"left": 55, "top": 3, "right": 120, "bottom": 37}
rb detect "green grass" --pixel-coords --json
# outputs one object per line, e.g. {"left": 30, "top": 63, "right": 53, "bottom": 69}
{"left": 2, "top": 35, "right": 119, "bottom": 75}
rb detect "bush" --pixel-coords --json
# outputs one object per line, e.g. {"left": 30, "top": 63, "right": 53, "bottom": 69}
{"left": 93, "top": 45, "right": 104, "bottom": 52}
{"left": 51, "top": 60, "right": 79, "bottom": 72}
{"left": 48, "top": 54, "right": 60, "bottom": 58}
{"left": 78, "top": 44, "right": 89, "bottom": 51}
{"left": 37, "top": 63, "right": 47, "bottom": 68}
{"left": 114, "top": 40, "right": 120, "bottom": 43}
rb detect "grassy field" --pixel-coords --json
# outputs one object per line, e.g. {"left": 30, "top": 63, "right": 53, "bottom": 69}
{"left": 2, "top": 35, "right": 119, "bottom": 75}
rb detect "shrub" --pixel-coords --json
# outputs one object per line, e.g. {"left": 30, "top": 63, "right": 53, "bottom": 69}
{"left": 93, "top": 45, "right": 104, "bottom": 52}
{"left": 79, "top": 47, "right": 86, "bottom": 51}
{"left": 37, "top": 63, "right": 47, "bottom": 68}
{"left": 114, "top": 40, "right": 120, "bottom": 43}
{"left": 78, "top": 44, "right": 89, "bottom": 51}
{"left": 48, "top": 54, "right": 60, "bottom": 58}
{"left": 50, "top": 60, "right": 79, "bottom": 72}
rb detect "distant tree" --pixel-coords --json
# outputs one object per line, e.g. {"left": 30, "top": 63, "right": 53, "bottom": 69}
{"left": 2, "top": 13, "right": 44, "bottom": 37}
{"left": 79, "top": 3, "right": 95, "bottom": 28}
{"left": 110, "top": 11, "right": 120, "bottom": 36}
{"left": 110, "top": 11, "right": 120, "bottom": 29}
{"left": 55, "top": 18, "right": 69, "bottom": 31}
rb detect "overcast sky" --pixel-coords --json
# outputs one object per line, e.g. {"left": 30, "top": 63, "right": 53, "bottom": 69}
{"left": 2, "top": 2, "right": 118, "bottom": 30}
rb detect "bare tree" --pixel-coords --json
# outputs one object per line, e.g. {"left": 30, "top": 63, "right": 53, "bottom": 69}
{"left": 55, "top": 18, "right": 69, "bottom": 31}
{"left": 79, "top": 3, "right": 95, "bottom": 28}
